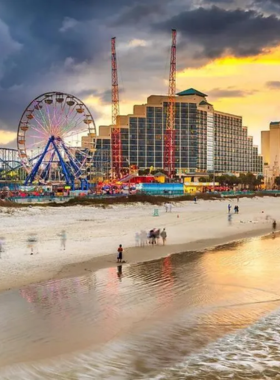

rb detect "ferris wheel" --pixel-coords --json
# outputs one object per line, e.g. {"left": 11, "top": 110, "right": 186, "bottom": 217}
{"left": 17, "top": 92, "right": 97, "bottom": 189}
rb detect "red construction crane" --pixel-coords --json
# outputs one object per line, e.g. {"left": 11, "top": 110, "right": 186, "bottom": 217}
{"left": 111, "top": 37, "right": 122, "bottom": 179}
{"left": 164, "top": 29, "right": 177, "bottom": 178}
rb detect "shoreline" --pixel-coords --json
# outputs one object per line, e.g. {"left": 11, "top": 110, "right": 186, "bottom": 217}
{"left": 54, "top": 226, "right": 273, "bottom": 280}
{"left": 1, "top": 197, "right": 279, "bottom": 294}
{"left": 1, "top": 225, "right": 273, "bottom": 294}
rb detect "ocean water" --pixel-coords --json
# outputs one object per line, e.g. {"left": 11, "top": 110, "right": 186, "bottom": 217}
{"left": 1, "top": 234, "right": 280, "bottom": 379}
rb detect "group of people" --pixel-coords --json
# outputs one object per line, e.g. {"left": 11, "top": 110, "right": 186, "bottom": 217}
{"left": 228, "top": 203, "right": 240, "bottom": 214}
{"left": 164, "top": 203, "right": 172, "bottom": 213}
{"left": 134, "top": 228, "right": 168, "bottom": 247}
{"left": 26, "top": 230, "right": 67, "bottom": 255}
{"left": 118, "top": 228, "right": 168, "bottom": 263}
{"left": 0, "top": 231, "right": 67, "bottom": 257}
{"left": 148, "top": 228, "right": 167, "bottom": 245}
{"left": 27, "top": 230, "right": 67, "bottom": 255}
{"left": 227, "top": 203, "right": 240, "bottom": 224}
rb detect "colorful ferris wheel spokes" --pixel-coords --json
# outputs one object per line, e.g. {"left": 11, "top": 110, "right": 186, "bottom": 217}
{"left": 17, "top": 92, "right": 97, "bottom": 188}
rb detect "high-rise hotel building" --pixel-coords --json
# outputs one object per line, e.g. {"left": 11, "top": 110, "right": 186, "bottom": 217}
{"left": 95, "top": 88, "right": 263, "bottom": 175}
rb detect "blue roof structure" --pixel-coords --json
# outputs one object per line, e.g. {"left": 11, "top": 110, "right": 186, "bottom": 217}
{"left": 176, "top": 88, "right": 207, "bottom": 97}
{"left": 199, "top": 100, "right": 212, "bottom": 106}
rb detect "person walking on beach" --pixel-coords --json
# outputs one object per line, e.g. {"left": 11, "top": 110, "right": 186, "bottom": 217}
{"left": 140, "top": 230, "right": 147, "bottom": 247}
{"left": 0, "top": 237, "right": 4, "bottom": 258}
{"left": 164, "top": 203, "right": 169, "bottom": 213}
{"left": 135, "top": 232, "right": 140, "bottom": 247}
{"left": 194, "top": 196, "right": 197, "bottom": 204}
{"left": 272, "top": 220, "right": 277, "bottom": 232}
{"left": 59, "top": 230, "right": 66, "bottom": 250}
{"left": 27, "top": 233, "right": 38, "bottom": 255}
{"left": 169, "top": 203, "right": 172, "bottom": 213}
{"left": 117, "top": 244, "right": 123, "bottom": 263}
{"left": 160, "top": 228, "right": 167, "bottom": 245}
{"left": 228, "top": 203, "right": 231, "bottom": 214}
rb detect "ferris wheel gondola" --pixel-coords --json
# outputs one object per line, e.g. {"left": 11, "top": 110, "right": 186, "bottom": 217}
{"left": 17, "top": 91, "right": 97, "bottom": 189}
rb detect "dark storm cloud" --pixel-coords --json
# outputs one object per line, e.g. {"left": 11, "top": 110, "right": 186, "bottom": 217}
{"left": 113, "top": 2, "right": 165, "bottom": 26}
{"left": 252, "top": 0, "right": 280, "bottom": 14}
{"left": 0, "top": 0, "right": 170, "bottom": 89}
{"left": 154, "top": 6, "right": 280, "bottom": 59}
{"left": 254, "top": 0, "right": 280, "bottom": 6}
{"left": 208, "top": 88, "right": 256, "bottom": 99}
{"left": 266, "top": 81, "right": 280, "bottom": 89}
{"left": 100, "top": 88, "right": 126, "bottom": 104}
{"left": 76, "top": 88, "right": 125, "bottom": 104}
{"left": 0, "top": 0, "right": 173, "bottom": 134}
{"left": 200, "top": 0, "right": 232, "bottom": 3}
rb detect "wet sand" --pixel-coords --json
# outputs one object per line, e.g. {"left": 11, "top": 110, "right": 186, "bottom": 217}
{"left": 0, "top": 225, "right": 273, "bottom": 293}
{"left": 1, "top": 197, "right": 279, "bottom": 294}
{"left": 54, "top": 225, "right": 273, "bottom": 282}
{"left": 2, "top": 232, "right": 280, "bottom": 378}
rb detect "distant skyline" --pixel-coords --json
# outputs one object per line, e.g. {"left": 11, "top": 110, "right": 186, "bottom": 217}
{"left": 1, "top": 0, "right": 280, "bottom": 149}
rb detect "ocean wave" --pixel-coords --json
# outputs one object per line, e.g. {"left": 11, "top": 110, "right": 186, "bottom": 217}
{"left": 150, "top": 308, "right": 280, "bottom": 380}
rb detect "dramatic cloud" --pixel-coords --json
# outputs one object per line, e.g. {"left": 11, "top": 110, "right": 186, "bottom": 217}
{"left": 266, "top": 81, "right": 280, "bottom": 89}
{"left": 76, "top": 88, "right": 125, "bottom": 104}
{"left": 113, "top": 3, "right": 161, "bottom": 25}
{"left": 0, "top": 19, "right": 22, "bottom": 77}
{"left": 155, "top": 6, "right": 280, "bottom": 59}
{"left": 0, "top": 0, "right": 175, "bottom": 138}
{"left": 1, "top": 0, "right": 280, "bottom": 150}
{"left": 208, "top": 87, "right": 256, "bottom": 99}
{"left": 254, "top": 0, "right": 280, "bottom": 7}
{"left": 59, "top": 17, "right": 79, "bottom": 33}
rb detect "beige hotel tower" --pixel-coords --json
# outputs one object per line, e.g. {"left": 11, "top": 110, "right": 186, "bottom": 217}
{"left": 261, "top": 122, "right": 280, "bottom": 186}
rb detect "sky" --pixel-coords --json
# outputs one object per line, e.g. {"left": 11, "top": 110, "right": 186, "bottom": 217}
{"left": 1, "top": 0, "right": 280, "bottom": 150}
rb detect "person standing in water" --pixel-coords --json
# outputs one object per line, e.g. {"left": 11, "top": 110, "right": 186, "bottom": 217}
{"left": 117, "top": 244, "right": 123, "bottom": 263}
{"left": 272, "top": 220, "right": 277, "bottom": 232}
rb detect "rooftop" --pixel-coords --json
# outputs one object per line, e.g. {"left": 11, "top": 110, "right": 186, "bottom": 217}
{"left": 199, "top": 100, "right": 212, "bottom": 106}
{"left": 177, "top": 88, "right": 207, "bottom": 97}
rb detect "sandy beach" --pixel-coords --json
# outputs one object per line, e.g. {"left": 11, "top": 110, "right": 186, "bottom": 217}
{"left": 0, "top": 197, "right": 278, "bottom": 292}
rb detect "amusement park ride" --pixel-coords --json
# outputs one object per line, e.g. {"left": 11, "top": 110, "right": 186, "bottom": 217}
{"left": 111, "top": 37, "right": 122, "bottom": 179}
{"left": 17, "top": 92, "right": 96, "bottom": 189}
{"left": 0, "top": 30, "right": 177, "bottom": 189}
{"left": 164, "top": 29, "right": 177, "bottom": 178}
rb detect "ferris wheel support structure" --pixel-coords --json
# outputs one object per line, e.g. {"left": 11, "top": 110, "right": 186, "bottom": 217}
{"left": 17, "top": 91, "right": 97, "bottom": 190}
